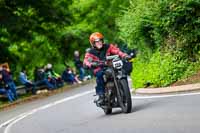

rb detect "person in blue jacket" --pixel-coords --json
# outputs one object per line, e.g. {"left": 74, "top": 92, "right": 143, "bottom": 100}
{"left": 19, "top": 67, "right": 37, "bottom": 95}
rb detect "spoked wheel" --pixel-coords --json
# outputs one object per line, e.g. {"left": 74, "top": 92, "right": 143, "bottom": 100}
{"left": 118, "top": 79, "right": 132, "bottom": 113}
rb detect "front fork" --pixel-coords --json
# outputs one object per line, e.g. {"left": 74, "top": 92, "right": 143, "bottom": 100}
{"left": 113, "top": 69, "right": 127, "bottom": 107}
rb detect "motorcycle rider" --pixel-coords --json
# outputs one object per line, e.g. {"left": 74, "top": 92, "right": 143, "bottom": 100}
{"left": 83, "top": 32, "right": 130, "bottom": 105}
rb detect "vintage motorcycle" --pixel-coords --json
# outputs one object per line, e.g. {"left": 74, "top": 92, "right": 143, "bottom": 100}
{"left": 94, "top": 55, "right": 132, "bottom": 114}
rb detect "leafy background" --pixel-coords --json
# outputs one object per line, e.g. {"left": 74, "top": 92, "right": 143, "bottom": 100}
{"left": 0, "top": 0, "right": 200, "bottom": 88}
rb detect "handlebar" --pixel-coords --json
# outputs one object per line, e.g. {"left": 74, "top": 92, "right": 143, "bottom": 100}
{"left": 106, "top": 55, "right": 119, "bottom": 60}
{"left": 89, "top": 55, "right": 130, "bottom": 68}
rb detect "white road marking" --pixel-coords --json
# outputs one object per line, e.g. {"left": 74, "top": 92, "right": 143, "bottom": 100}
{"left": 1, "top": 88, "right": 200, "bottom": 133}
{"left": 132, "top": 92, "right": 200, "bottom": 99}
{"left": 1, "top": 90, "right": 94, "bottom": 133}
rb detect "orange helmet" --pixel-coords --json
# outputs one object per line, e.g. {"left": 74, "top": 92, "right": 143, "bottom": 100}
{"left": 89, "top": 32, "right": 104, "bottom": 46}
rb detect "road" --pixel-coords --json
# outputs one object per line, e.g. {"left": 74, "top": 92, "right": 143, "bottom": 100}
{"left": 0, "top": 83, "right": 200, "bottom": 133}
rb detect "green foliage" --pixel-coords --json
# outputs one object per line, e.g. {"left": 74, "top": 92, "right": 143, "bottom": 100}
{"left": 117, "top": 0, "right": 200, "bottom": 54}
{"left": 116, "top": 0, "right": 162, "bottom": 51}
{"left": 181, "top": 61, "right": 200, "bottom": 79}
{"left": 132, "top": 51, "right": 189, "bottom": 89}
{"left": 0, "top": 0, "right": 73, "bottom": 76}
{"left": 0, "top": 0, "right": 199, "bottom": 88}
{"left": 0, "top": 0, "right": 130, "bottom": 81}
{"left": 63, "top": 0, "right": 130, "bottom": 56}
{"left": 117, "top": 0, "right": 200, "bottom": 88}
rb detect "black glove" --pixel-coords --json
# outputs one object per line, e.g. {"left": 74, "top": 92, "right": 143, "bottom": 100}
{"left": 124, "top": 55, "right": 132, "bottom": 60}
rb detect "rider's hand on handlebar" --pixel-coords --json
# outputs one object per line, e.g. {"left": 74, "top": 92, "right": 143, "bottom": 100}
{"left": 124, "top": 55, "right": 132, "bottom": 60}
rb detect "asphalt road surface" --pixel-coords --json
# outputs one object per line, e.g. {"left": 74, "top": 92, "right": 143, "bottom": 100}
{"left": 0, "top": 83, "right": 200, "bottom": 133}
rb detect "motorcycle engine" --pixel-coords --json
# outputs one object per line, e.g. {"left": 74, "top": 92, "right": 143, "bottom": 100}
{"left": 105, "top": 81, "right": 115, "bottom": 89}
{"left": 104, "top": 68, "right": 112, "bottom": 77}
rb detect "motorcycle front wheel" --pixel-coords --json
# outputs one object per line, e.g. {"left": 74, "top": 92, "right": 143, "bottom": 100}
{"left": 118, "top": 79, "right": 132, "bottom": 113}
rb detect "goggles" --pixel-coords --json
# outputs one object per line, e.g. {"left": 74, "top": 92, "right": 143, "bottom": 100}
{"left": 94, "top": 38, "right": 102, "bottom": 43}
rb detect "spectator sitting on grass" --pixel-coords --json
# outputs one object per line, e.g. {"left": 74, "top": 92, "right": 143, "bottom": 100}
{"left": 62, "top": 66, "right": 82, "bottom": 84}
{"left": 45, "top": 63, "right": 64, "bottom": 88}
{"left": 33, "top": 66, "right": 56, "bottom": 90}
{"left": 19, "top": 67, "right": 37, "bottom": 95}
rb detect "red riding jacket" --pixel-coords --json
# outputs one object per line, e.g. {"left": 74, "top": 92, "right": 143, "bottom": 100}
{"left": 83, "top": 44, "right": 127, "bottom": 75}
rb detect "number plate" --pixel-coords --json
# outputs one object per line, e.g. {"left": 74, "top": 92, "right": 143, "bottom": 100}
{"left": 113, "top": 60, "right": 123, "bottom": 69}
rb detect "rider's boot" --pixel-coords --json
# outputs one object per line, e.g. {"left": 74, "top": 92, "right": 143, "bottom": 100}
{"left": 94, "top": 94, "right": 105, "bottom": 106}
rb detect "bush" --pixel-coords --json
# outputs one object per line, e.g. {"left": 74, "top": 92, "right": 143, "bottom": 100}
{"left": 117, "top": 0, "right": 200, "bottom": 88}
{"left": 131, "top": 51, "right": 189, "bottom": 89}
{"left": 117, "top": 0, "right": 200, "bottom": 56}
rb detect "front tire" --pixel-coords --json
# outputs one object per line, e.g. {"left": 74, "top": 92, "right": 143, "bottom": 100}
{"left": 118, "top": 79, "right": 132, "bottom": 113}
